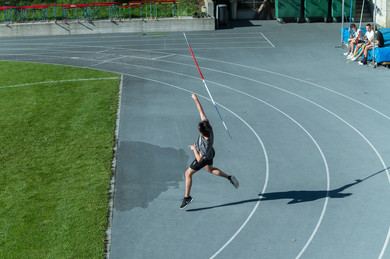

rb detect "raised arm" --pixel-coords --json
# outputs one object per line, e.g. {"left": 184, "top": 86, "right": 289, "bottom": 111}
{"left": 191, "top": 94, "right": 207, "bottom": 121}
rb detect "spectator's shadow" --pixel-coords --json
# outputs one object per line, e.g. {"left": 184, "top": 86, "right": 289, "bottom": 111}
{"left": 187, "top": 167, "right": 389, "bottom": 212}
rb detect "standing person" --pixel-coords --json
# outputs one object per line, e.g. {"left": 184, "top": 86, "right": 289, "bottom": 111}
{"left": 180, "top": 94, "right": 239, "bottom": 209}
{"left": 358, "top": 26, "right": 385, "bottom": 65}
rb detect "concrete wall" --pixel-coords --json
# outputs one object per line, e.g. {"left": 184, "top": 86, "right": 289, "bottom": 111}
{"left": 205, "top": 0, "right": 215, "bottom": 17}
{"left": 0, "top": 17, "right": 214, "bottom": 38}
{"left": 375, "top": 0, "right": 390, "bottom": 28}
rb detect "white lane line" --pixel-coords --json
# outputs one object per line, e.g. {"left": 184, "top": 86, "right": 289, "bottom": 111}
{"left": 187, "top": 64, "right": 390, "bottom": 183}
{"left": 0, "top": 36, "right": 262, "bottom": 44}
{"left": 260, "top": 32, "right": 275, "bottom": 48}
{"left": 189, "top": 63, "right": 389, "bottom": 258}
{"left": 36, "top": 46, "right": 390, "bottom": 129}
{"left": 2, "top": 40, "right": 269, "bottom": 48}
{"left": 81, "top": 41, "right": 271, "bottom": 48}
{"left": 0, "top": 77, "right": 119, "bottom": 89}
{"left": 379, "top": 226, "right": 390, "bottom": 259}
{"left": 85, "top": 68, "right": 269, "bottom": 259}
{"left": 0, "top": 32, "right": 270, "bottom": 44}
{"left": 95, "top": 57, "right": 390, "bottom": 257}
{"left": 10, "top": 52, "right": 390, "bottom": 257}
{"left": 91, "top": 56, "right": 125, "bottom": 67}
{"left": 51, "top": 56, "right": 330, "bottom": 259}
{"left": 193, "top": 57, "right": 390, "bottom": 122}
{"left": 208, "top": 104, "right": 269, "bottom": 259}
{"left": 94, "top": 60, "right": 329, "bottom": 259}
{"left": 53, "top": 45, "right": 390, "bottom": 128}
{"left": 205, "top": 82, "right": 329, "bottom": 259}
{"left": 152, "top": 54, "right": 175, "bottom": 60}
{"left": 104, "top": 50, "right": 389, "bottom": 185}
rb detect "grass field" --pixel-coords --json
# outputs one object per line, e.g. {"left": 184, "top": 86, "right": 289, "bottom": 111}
{"left": 0, "top": 0, "right": 200, "bottom": 21}
{"left": 0, "top": 61, "right": 120, "bottom": 257}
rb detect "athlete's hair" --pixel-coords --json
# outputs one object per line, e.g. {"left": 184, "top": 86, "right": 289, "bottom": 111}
{"left": 366, "top": 23, "right": 372, "bottom": 28}
{"left": 350, "top": 23, "right": 357, "bottom": 29}
{"left": 198, "top": 120, "right": 212, "bottom": 138}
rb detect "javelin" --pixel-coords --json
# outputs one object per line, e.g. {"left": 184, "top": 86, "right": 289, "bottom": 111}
{"left": 183, "top": 32, "right": 232, "bottom": 140}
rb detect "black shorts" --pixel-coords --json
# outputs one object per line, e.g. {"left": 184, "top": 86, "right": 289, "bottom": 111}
{"left": 190, "top": 148, "right": 215, "bottom": 171}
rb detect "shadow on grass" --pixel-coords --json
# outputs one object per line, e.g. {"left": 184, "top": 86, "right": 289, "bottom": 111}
{"left": 187, "top": 167, "right": 389, "bottom": 212}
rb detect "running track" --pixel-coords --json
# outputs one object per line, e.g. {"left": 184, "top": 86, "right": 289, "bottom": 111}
{"left": 1, "top": 21, "right": 389, "bottom": 259}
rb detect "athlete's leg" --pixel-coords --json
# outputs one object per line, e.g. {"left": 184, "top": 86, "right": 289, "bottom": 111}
{"left": 185, "top": 167, "right": 197, "bottom": 197}
{"left": 205, "top": 164, "right": 229, "bottom": 178}
{"left": 206, "top": 164, "right": 239, "bottom": 188}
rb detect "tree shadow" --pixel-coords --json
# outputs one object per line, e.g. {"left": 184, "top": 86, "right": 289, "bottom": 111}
{"left": 115, "top": 141, "right": 188, "bottom": 211}
{"left": 187, "top": 167, "right": 389, "bottom": 212}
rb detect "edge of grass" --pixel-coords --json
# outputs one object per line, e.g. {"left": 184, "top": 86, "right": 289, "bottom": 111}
{"left": 0, "top": 61, "right": 120, "bottom": 257}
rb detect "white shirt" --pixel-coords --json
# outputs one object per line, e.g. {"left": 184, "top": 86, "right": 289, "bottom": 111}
{"left": 365, "top": 30, "right": 374, "bottom": 41}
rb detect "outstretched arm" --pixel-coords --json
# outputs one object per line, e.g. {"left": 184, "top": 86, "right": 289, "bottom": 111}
{"left": 191, "top": 94, "right": 207, "bottom": 121}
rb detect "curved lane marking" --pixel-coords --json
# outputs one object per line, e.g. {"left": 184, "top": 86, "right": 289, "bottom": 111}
{"left": 10, "top": 51, "right": 389, "bottom": 258}
{"left": 0, "top": 77, "right": 119, "bottom": 90}
{"left": 79, "top": 61, "right": 330, "bottom": 259}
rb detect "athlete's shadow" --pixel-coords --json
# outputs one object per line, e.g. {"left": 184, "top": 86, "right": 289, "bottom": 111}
{"left": 187, "top": 167, "right": 389, "bottom": 212}
{"left": 259, "top": 180, "right": 360, "bottom": 204}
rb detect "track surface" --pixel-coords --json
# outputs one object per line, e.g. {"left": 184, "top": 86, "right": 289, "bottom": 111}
{"left": 1, "top": 21, "right": 389, "bottom": 259}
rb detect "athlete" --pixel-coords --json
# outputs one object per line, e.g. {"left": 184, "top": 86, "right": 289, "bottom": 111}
{"left": 180, "top": 94, "right": 239, "bottom": 209}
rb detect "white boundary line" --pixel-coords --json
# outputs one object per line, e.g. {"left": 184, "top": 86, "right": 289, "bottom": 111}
{"left": 100, "top": 72, "right": 270, "bottom": 259}
{"left": 86, "top": 49, "right": 390, "bottom": 185}
{"left": 94, "top": 58, "right": 387, "bottom": 258}
{"left": 0, "top": 36, "right": 268, "bottom": 46}
{"left": 204, "top": 81, "right": 329, "bottom": 259}
{"left": 379, "top": 226, "right": 390, "bottom": 259}
{"left": 179, "top": 59, "right": 390, "bottom": 185}
{"left": 0, "top": 77, "right": 119, "bottom": 90}
{"left": 0, "top": 32, "right": 270, "bottom": 43}
{"left": 105, "top": 66, "right": 329, "bottom": 259}
{"left": 91, "top": 56, "right": 125, "bottom": 67}
{"left": 55, "top": 56, "right": 330, "bottom": 259}
{"left": 25, "top": 45, "right": 390, "bottom": 128}
{"left": 5, "top": 49, "right": 389, "bottom": 258}
{"left": 191, "top": 57, "right": 390, "bottom": 121}
{"left": 260, "top": 32, "right": 276, "bottom": 48}
{"left": 152, "top": 54, "right": 175, "bottom": 60}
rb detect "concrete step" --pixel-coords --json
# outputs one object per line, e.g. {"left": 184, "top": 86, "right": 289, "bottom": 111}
{"left": 354, "top": 0, "right": 372, "bottom": 21}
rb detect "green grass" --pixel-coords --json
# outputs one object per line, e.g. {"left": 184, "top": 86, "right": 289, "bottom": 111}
{"left": 0, "top": 61, "right": 120, "bottom": 258}
{"left": 0, "top": 0, "right": 201, "bottom": 21}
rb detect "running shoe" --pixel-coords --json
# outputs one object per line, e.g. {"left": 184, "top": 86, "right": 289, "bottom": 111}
{"left": 351, "top": 56, "right": 358, "bottom": 61}
{"left": 358, "top": 61, "right": 365, "bottom": 65}
{"left": 229, "top": 176, "right": 239, "bottom": 189}
{"left": 180, "top": 196, "right": 193, "bottom": 209}
{"left": 344, "top": 52, "right": 350, "bottom": 56}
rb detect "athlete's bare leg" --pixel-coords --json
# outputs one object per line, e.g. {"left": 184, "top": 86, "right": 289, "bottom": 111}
{"left": 205, "top": 165, "right": 229, "bottom": 179}
{"left": 185, "top": 167, "right": 197, "bottom": 197}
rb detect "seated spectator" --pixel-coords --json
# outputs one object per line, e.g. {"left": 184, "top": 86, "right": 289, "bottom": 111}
{"left": 358, "top": 26, "right": 385, "bottom": 65}
{"left": 345, "top": 24, "right": 360, "bottom": 57}
{"left": 351, "top": 24, "right": 374, "bottom": 61}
